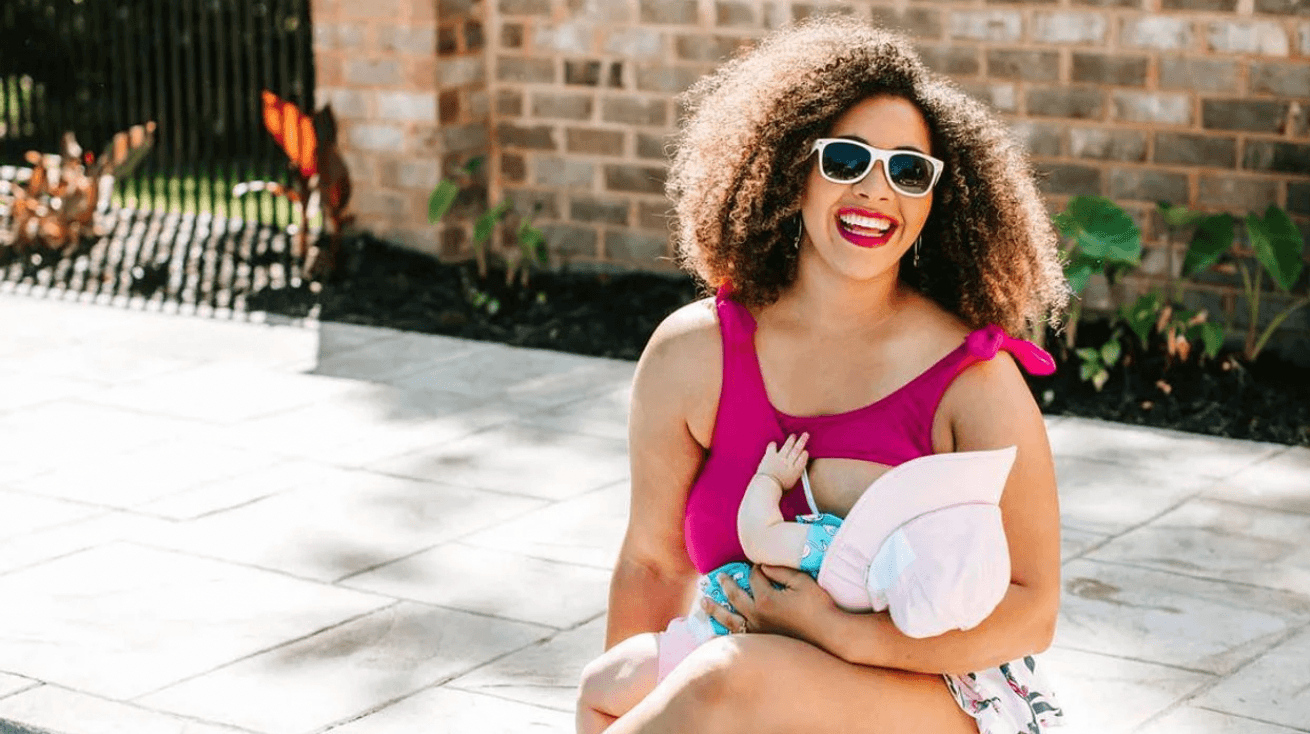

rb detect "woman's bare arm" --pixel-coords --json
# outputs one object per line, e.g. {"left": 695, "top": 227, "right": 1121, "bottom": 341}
{"left": 606, "top": 301, "right": 719, "bottom": 649}
{"left": 809, "top": 353, "right": 1062, "bottom": 673}
{"left": 713, "top": 353, "right": 1062, "bottom": 675}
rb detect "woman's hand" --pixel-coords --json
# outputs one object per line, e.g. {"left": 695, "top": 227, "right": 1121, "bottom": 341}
{"left": 702, "top": 564, "right": 836, "bottom": 640}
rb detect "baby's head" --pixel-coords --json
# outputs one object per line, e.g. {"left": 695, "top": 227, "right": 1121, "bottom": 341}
{"left": 816, "top": 447, "right": 1015, "bottom": 638}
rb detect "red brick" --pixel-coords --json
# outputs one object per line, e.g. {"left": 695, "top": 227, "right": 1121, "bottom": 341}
{"left": 606, "top": 230, "right": 672, "bottom": 262}
{"left": 716, "top": 1, "right": 756, "bottom": 26}
{"left": 1110, "top": 169, "right": 1189, "bottom": 203}
{"left": 1163, "top": 0, "right": 1236, "bottom": 9}
{"left": 499, "top": 0, "right": 550, "bottom": 15}
{"left": 949, "top": 10, "right": 1022, "bottom": 42}
{"left": 639, "top": 201, "right": 672, "bottom": 231}
{"left": 675, "top": 34, "right": 747, "bottom": 63}
{"left": 498, "top": 122, "right": 556, "bottom": 150}
{"left": 1027, "top": 87, "right": 1104, "bottom": 119}
{"left": 567, "top": 127, "right": 626, "bottom": 155}
{"left": 1072, "top": 54, "right": 1148, "bottom": 87}
{"left": 531, "top": 92, "right": 595, "bottom": 121}
{"left": 501, "top": 152, "right": 526, "bottom": 183}
{"left": 497, "top": 90, "right": 524, "bottom": 117}
{"left": 501, "top": 22, "right": 525, "bottom": 49}
{"left": 637, "top": 133, "right": 670, "bottom": 160}
{"left": 602, "top": 97, "right": 668, "bottom": 126}
{"left": 498, "top": 56, "right": 556, "bottom": 84}
{"left": 918, "top": 45, "right": 981, "bottom": 76}
{"left": 987, "top": 50, "right": 1060, "bottom": 82}
{"left": 1250, "top": 62, "right": 1310, "bottom": 97}
{"left": 869, "top": 7, "right": 943, "bottom": 39}
{"left": 1254, "top": 0, "right": 1310, "bottom": 14}
{"left": 641, "top": 0, "right": 699, "bottom": 25}
{"left": 571, "top": 196, "right": 631, "bottom": 225}
{"left": 1037, "top": 163, "right": 1103, "bottom": 195}
{"left": 1243, "top": 140, "right": 1310, "bottom": 174}
{"left": 539, "top": 223, "right": 600, "bottom": 257}
{"left": 1202, "top": 99, "right": 1289, "bottom": 133}
{"left": 565, "top": 60, "right": 604, "bottom": 86}
{"left": 1158, "top": 57, "right": 1239, "bottom": 93}
{"left": 1197, "top": 175, "right": 1279, "bottom": 210}
{"left": 605, "top": 164, "right": 668, "bottom": 195}
{"left": 1154, "top": 133, "right": 1237, "bottom": 168}
{"left": 635, "top": 64, "right": 704, "bottom": 94}
{"left": 1069, "top": 127, "right": 1147, "bottom": 162}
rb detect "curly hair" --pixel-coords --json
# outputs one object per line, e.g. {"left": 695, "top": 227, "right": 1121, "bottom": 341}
{"left": 667, "top": 16, "right": 1069, "bottom": 334}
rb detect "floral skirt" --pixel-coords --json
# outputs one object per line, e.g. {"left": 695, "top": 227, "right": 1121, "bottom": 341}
{"left": 944, "top": 656, "right": 1064, "bottom": 734}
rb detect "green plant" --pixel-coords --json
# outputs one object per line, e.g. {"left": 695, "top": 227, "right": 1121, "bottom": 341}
{"left": 429, "top": 157, "right": 548, "bottom": 289}
{"left": 1076, "top": 329, "right": 1123, "bottom": 391}
{"left": 1155, "top": 202, "right": 1306, "bottom": 363}
{"left": 1157, "top": 202, "right": 1234, "bottom": 304}
{"left": 1053, "top": 196, "right": 1143, "bottom": 350}
{"left": 1239, "top": 205, "right": 1308, "bottom": 361}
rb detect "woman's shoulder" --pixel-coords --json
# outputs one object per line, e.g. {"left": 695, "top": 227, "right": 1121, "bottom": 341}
{"left": 634, "top": 296, "right": 723, "bottom": 447}
{"left": 642, "top": 296, "right": 722, "bottom": 364}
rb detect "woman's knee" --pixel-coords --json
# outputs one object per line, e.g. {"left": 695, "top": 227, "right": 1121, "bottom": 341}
{"left": 662, "top": 635, "right": 766, "bottom": 718}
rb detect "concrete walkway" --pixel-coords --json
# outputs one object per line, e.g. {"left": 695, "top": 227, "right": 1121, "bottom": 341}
{"left": 0, "top": 289, "right": 1307, "bottom": 734}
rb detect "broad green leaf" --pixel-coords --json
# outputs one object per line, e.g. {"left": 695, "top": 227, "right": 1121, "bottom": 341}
{"left": 1100, "top": 338, "right": 1121, "bottom": 367}
{"left": 1061, "top": 196, "right": 1142, "bottom": 264}
{"left": 1246, "top": 205, "right": 1305, "bottom": 292}
{"left": 1119, "top": 292, "right": 1160, "bottom": 347}
{"left": 1092, "top": 369, "right": 1109, "bottom": 391}
{"left": 1076, "top": 347, "right": 1100, "bottom": 363}
{"left": 1053, "top": 210, "right": 1077, "bottom": 239}
{"left": 1182, "top": 213, "right": 1234, "bottom": 276}
{"left": 1157, "top": 201, "right": 1207, "bottom": 229}
{"left": 427, "top": 180, "right": 460, "bottom": 224}
{"left": 1193, "top": 322, "right": 1225, "bottom": 359}
{"left": 1064, "top": 256, "right": 1096, "bottom": 295}
{"left": 472, "top": 200, "right": 511, "bottom": 244}
{"left": 462, "top": 156, "right": 487, "bottom": 175}
{"left": 1079, "top": 359, "right": 1099, "bottom": 382}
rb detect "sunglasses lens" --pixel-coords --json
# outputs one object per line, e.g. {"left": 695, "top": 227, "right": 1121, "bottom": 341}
{"left": 888, "top": 154, "right": 934, "bottom": 195}
{"left": 820, "top": 142, "right": 871, "bottom": 182}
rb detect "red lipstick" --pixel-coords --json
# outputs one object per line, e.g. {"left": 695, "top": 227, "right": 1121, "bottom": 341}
{"left": 836, "top": 208, "right": 899, "bottom": 248}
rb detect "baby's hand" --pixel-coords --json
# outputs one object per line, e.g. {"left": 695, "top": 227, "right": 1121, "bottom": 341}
{"left": 756, "top": 433, "right": 809, "bottom": 489}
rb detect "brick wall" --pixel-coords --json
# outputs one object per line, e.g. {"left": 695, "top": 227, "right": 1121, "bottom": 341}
{"left": 315, "top": 0, "right": 1310, "bottom": 353}
{"left": 313, "top": 0, "right": 446, "bottom": 252}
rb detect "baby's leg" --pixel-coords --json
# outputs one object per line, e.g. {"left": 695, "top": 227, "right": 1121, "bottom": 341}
{"left": 576, "top": 632, "right": 660, "bottom": 734}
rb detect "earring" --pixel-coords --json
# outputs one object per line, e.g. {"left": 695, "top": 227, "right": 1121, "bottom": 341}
{"left": 913, "top": 236, "right": 921, "bottom": 267}
{"left": 793, "top": 216, "right": 804, "bottom": 250}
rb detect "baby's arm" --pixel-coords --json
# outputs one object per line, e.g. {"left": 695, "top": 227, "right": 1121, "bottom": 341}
{"left": 737, "top": 433, "right": 812, "bottom": 567}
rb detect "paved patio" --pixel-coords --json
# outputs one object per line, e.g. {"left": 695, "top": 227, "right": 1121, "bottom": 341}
{"left": 0, "top": 288, "right": 1307, "bottom": 734}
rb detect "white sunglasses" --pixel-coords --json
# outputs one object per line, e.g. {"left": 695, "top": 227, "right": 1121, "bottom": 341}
{"left": 810, "top": 138, "right": 944, "bottom": 198}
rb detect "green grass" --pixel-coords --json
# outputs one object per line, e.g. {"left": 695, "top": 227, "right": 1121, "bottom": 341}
{"left": 111, "top": 173, "right": 321, "bottom": 227}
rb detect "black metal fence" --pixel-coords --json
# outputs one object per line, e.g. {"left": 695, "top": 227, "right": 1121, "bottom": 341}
{"left": 0, "top": 0, "right": 318, "bottom": 311}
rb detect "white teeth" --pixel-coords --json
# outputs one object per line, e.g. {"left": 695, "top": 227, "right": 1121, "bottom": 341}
{"left": 839, "top": 213, "right": 893, "bottom": 232}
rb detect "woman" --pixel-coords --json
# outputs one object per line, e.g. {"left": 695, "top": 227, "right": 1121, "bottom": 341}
{"left": 596, "top": 17, "right": 1069, "bottom": 734}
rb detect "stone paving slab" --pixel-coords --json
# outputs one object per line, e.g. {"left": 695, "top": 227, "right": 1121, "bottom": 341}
{"left": 137, "top": 601, "right": 551, "bottom": 734}
{"left": 0, "top": 543, "right": 391, "bottom": 700}
{"left": 1, "top": 293, "right": 1307, "bottom": 734}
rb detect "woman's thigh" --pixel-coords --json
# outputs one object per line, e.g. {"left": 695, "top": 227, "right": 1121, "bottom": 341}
{"left": 610, "top": 634, "right": 978, "bottom": 734}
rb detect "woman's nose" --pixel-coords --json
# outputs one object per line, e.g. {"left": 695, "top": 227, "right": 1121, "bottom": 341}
{"left": 852, "top": 160, "right": 894, "bottom": 199}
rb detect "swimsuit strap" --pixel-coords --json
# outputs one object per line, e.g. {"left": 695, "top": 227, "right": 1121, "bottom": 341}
{"left": 963, "top": 325, "right": 1056, "bottom": 376}
{"left": 801, "top": 467, "right": 819, "bottom": 514}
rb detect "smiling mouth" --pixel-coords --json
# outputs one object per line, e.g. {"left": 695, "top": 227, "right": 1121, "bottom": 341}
{"left": 837, "top": 209, "right": 898, "bottom": 247}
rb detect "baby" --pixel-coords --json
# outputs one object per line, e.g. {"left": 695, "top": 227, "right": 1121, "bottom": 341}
{"left": 576, "top": 434, "right": 1014, "bottom": 734}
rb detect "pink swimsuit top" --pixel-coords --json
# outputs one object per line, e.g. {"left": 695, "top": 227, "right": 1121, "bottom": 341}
{"left": 682, "top": 292, "right": 1056, "bottom": 574}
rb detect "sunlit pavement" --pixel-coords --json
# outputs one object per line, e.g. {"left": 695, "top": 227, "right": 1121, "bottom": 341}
{"left": 0, "top": 288, "right": 1307, "bottom": 734}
